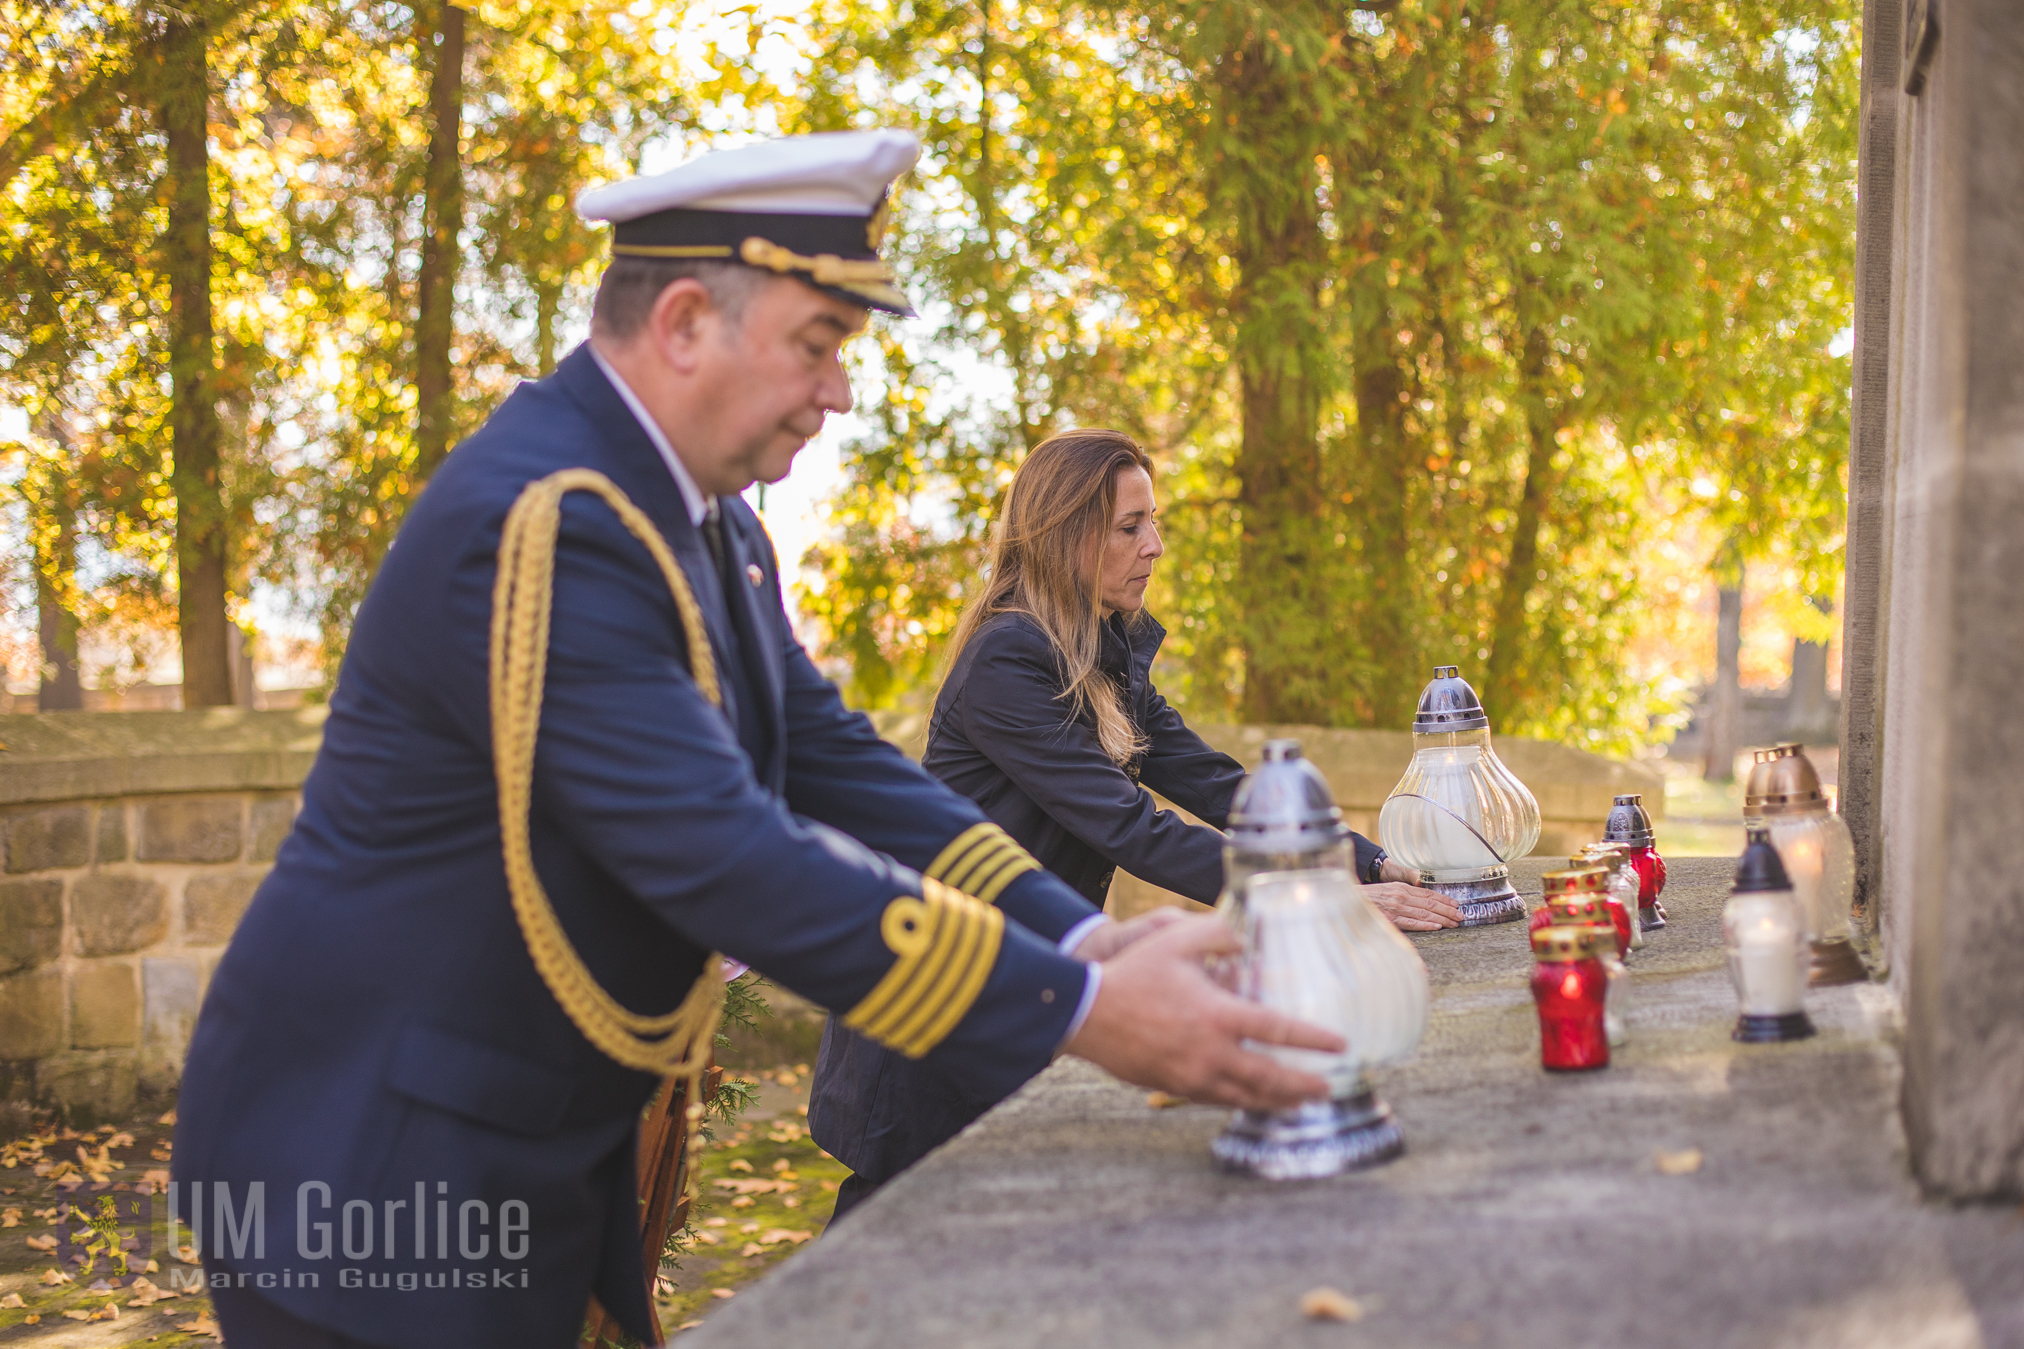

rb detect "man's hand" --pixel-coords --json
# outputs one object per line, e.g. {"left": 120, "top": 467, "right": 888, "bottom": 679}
{"left": 1363, "top": 881, "right": 1464, "bottom": 931}
{"left": 1062, "top": 913, "right": 1342, "bottom": 1110}
{"left": 1070, "top": 906, "right": 1192, "bottom": 963}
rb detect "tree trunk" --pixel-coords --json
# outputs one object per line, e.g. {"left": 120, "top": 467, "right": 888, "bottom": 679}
{"left": 35, "top": 521, "right": 83, "bottom": 714}
{"left": 1786, "top": 595, "right": 1833, "bottom": 742}
{"left": 1482, "top": 325, "right": 1556, "bottom": 722}
{"left": 534, "top": 277, "right": 563, "bottom": 376}
{"left": 161, "top": 6, "right": 234, "bottom": 708}
{"left": 412, "top": 3, "right": 465, "bottom": 483}
{"left": 1704, "top": 562, "right": 1745, "bottom": 781}
{"left": 1226, "top": 40, "right": 1333, "bottom": 725}
{"left": 1349, "top": 329, "right": 1419, "bottom": 726}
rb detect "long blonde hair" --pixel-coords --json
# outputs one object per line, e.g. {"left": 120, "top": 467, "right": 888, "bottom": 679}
{"left": 944, "top": 430, "right": 1154, "bottom": 766}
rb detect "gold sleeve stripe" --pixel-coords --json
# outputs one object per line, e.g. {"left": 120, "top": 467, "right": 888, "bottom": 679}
{"left": 844, "top": 879, "right": 1004, "bottom": 1058}
{"left": 925, "top": 822, "right": 1039, "bottom": 906}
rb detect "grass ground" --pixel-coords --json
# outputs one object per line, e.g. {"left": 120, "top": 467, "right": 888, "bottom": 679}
{"left": 651, "top": 1062, "right": 842, "bottom": 1339}
{"left": 0, "top": 1059, "right": 839, "bottom": 1348}
{"left": 0, "top": 1105, "right": 220, "bottom": 1346}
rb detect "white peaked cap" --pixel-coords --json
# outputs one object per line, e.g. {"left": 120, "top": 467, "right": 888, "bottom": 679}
{"left": 576, "top": 130, "right": 921, "bottom": 222}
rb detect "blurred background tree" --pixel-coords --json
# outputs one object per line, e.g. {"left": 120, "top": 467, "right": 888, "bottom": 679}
{"left": 0, "top": 0, "right": 1854, "bottom": 754}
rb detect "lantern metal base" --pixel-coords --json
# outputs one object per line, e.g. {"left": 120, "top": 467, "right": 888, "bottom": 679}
{"left": 1419, "top": 872, "right": 1526, "bottom": 927}
{"left": 1211, "top": 1089, "right": 1404, "bottom": 1180}
{"left": 1638, "top": 903, "right": 1667, "bottom": 931}
{"left": 1733, "top": 1011, "right": 1817, "bottom": 1043}
{"left": 1809, "top": 939, "right": 1868, "bottom": 986}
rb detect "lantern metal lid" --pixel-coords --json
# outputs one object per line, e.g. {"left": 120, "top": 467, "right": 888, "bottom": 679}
{"left": 1412, "top": 665, "right": 1490, "bottom": 733}
{"left": 1733, "top": 825, "right": 1793, "bottom": 892}
{"left": 1227, "top": 740, "right": 1347, "bottom": 856}
{"left": 1602, "top": 793, "right": 1656, "bottom": 847}
{"left": 1744, "top": 744, "right": 1829, "bottom": 819}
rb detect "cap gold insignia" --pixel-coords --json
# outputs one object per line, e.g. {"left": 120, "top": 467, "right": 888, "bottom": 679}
{"left": 865, "top": 184, "right": 897, "bottom": 251}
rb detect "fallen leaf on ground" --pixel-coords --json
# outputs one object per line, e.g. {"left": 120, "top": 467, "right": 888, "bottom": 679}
{"left": 177, "top": 1313, "right": 221, "bottom": 1338}
{"left": 1300, "top": 1287, "right": 1365, "bottom": 1322}
{"left": 22, "top": 1313, "right": 37, "bottom": 1323}
{"left": 740, "top": 1242, "right": 765, "bottom": 1256}
{"left": 39, "top": 1266, "right": 72, "bottom": 1285}
{"left": 143, "top": 1258, "right": 159, "bottom": 1273}
{"left": 0, "top": 1292, "right": 22, "bottom": 1307}
{"left": 25, "top": 1233, "right": 57, "bottom": 1250}
{"left": 709, "top": 1288, "right": 734, "bottom": 1300}
{"left": 1, "top": 1207, "right": 18, "bottom": 1227}
{"left": 782, "top": 1196, "right": 801, "bottom": 1209}
{"left": 729, "top": 1196, "right": 754, "bottom": 1209}
{"left": 104, "top": 1133, "right": 134, "bottom": 1149}
{"left": 1146, "top": 1091, "right": 1188, "bottom": 1109}
{"left": 63, "top": 1309, "right": 91, "bottom": 1320}
{"left": 1654, "top": 1147, "right": 1704, "bottom": 1175}
{"left": 703, "top": 1216, "right": 727, "bottom": 1227}
{"left": 87, "top": 1278, "right": 114, "bottom": 1292}
{"left": 726, "top": 1159, "right": 752, "bottom": 1173}
{"left": 758, "top": 1229, "right": 812, "bottom": 1246}
{"left": 156, "top": 1110, "right": 177, "bottom": 1126}
{"left": 678, "top": 1320, "right": 704, "bottom": 1330}
{"left": 33, "top": 1207, "right": 59, "bottom": 1220}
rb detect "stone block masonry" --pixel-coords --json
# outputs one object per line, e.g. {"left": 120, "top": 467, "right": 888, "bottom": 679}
{"left": 0, "top": 709, "right": 321, "bottom": 1120}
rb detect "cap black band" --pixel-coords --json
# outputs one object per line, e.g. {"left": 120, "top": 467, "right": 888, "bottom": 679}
{"left": 612, "top": 208, "right": 877, "bottom": 261}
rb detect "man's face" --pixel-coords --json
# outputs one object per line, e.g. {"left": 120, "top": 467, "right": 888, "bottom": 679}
{"left": 686, "top": 277, "right": 866, "bottom": 495}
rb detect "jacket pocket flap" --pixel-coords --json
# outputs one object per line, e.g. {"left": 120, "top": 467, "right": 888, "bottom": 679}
{"left": 384, "top": 1024, "right": 576, "bottom": 1137}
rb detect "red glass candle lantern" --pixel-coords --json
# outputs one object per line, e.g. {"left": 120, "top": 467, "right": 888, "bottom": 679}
{"left": 1535, "top": 867, "right": 1627, "bottom": 958}
{"left": 1531, "top": 925, "right": 1610, "bottom": 1071}
{"left": 1603, "top": 794, "right": 1668, "bottom": 930}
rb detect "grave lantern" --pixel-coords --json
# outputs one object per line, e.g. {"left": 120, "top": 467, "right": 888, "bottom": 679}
{"left": 1212, "top": 741, "right": 1430, "bottom": 1180}
{"left": 1743, "top": 745, "right": 1865, "bottom": 986}
{"left": 1724, "top": 826, "right": 1817, "bottom": 1043}
{"left": 1376, "top": 666, "right": 1541, "bottom": 926}
{"left": 1602, "top": 793, "right": 1668, "bottom": 930}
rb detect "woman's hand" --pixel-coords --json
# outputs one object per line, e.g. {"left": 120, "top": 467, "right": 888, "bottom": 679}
{"left": 1070, "top": 906, "right": 1193, "bottom": 962}
{"left": 1362, "top": 881, "right": 1464, "bottom": 930}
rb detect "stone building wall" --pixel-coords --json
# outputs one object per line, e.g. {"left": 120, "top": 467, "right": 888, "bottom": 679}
{"left": 0, "top": 708, "right": 325, "bottom": 1121}
{"left": 0, "top": 790, "right": 298, "bottom": 1118}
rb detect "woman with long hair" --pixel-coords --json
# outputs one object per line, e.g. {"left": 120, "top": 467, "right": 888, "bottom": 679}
{"left": 809, "top": 429, "right": 1459, "bottom": 1217}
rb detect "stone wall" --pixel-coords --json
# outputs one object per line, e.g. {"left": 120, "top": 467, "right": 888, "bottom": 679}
{"left": 0, "top": 709, "right": 324, "bottom": 1119}
{"left": 1841, "top": 0, "right": 2024, "bottom": 1200}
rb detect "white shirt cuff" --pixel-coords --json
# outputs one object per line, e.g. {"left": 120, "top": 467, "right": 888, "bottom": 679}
{"left": 1057, "top": 913, "right": 1112, "bottom": 957}
{"left": 1060, "top": 962, "right": 1102, "bottom": 1046}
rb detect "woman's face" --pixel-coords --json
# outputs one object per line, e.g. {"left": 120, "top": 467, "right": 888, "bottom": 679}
{"left": 1096, "top": 466, "right": 1164, "bottom": 615}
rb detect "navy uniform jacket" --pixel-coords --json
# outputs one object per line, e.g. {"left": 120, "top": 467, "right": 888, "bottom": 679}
{"left": 810, "top": 611, "right": 1380, "bottom": 1197}
{"left": 173, "top": 346, "right": 1100, "bottom": 1349}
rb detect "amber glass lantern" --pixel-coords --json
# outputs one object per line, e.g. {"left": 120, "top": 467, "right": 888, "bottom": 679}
{"left": 1213, "top": 741, "right": 1431, "bottom": 1180}
{"left": 1743, "top": 745, "right": 1864, "bottom": 986}
{"left": 1377, "top": 667, "right": 1541, "bottom": 927}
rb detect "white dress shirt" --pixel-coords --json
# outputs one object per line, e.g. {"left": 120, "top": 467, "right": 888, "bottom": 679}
{"left": 589, "top": 345, "right": 714, "bottom": 528}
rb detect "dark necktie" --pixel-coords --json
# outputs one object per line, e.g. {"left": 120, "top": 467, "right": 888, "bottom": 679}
{"left": 700, "top": 507, "right": 730, "bottom": 588}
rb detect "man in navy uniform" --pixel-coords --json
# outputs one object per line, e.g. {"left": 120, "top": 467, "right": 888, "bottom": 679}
{"left": 174, "top": 131, "right": 1339, "bottom": 1349}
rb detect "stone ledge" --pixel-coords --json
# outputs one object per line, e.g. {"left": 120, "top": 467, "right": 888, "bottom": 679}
{"left": 0, "top": 708, "right": 328, "bottom": 807}
{"left": 688, "top": 859, "right": 2022, "bottom": 1349}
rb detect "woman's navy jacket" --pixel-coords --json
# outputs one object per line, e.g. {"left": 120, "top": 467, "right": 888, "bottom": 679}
{"left": 810, "top": 610, "right": 1378, "bottom": 1199}
{"left": 171, "top": 346, "right": 1099, "bottom": 1349}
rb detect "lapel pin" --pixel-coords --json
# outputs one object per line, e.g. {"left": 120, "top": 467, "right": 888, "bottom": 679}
{"left": 747, "top": 564, "right": 764, "bottom": 587}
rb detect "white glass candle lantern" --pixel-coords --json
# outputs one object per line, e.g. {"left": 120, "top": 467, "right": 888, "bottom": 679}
{"left": 1377, "top": 667, "right": 1542, "bottom": 926}
{"left": 1743, "top": 745, "right": 1864, "bottom": 985}
{"left": 1213, "top": 741, "right": 1431, "bottom": 1180}
{"left": 1724, "top": 826, "right": 1816, "bottom": 1043}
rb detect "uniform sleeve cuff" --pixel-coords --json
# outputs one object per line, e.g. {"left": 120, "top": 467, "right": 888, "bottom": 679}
{"left": 1057, "top": 913, "right": 1111, "bottom": 957}
{"left": 1059, "top": 962, "right": 1101, "bottom": 1047}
